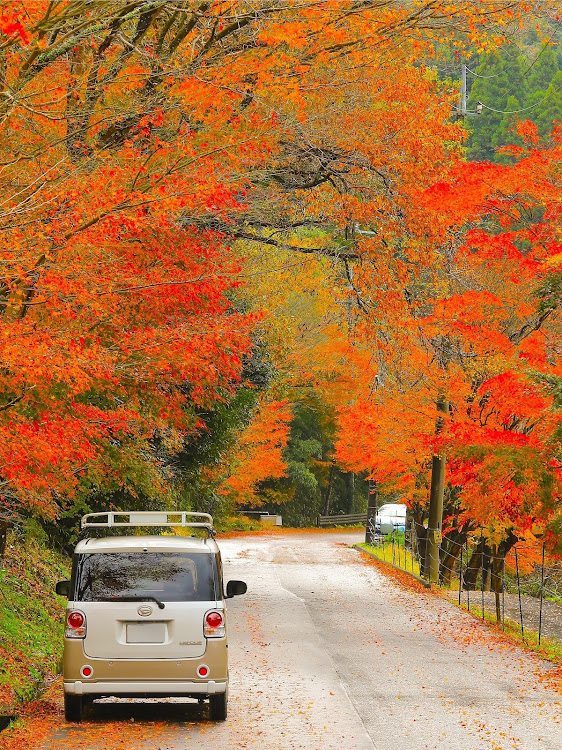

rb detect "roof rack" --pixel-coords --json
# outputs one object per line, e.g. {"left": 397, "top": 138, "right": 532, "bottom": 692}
{"left": 81, "top": 511, "right": 214, "bottom": 536}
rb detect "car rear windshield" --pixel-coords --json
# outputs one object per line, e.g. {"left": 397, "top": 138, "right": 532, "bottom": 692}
{"left": 72, "top": 552, "right": 218, "bottom": 602}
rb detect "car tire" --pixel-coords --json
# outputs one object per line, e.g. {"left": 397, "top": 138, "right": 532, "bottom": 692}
{"left": 64, "top": 693, "right": 84, "bottom": 722}
{"left": 209, "top": 691, "right": 227, "bottom": 721}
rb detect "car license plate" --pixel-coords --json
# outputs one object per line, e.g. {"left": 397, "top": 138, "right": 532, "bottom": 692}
{"left": 126, "top": 622, "right": 166, "bottom": 643}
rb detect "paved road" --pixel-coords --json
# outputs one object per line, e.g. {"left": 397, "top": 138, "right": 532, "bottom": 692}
{"left": 38, "top": 531, "right": 562, "bottom": 750}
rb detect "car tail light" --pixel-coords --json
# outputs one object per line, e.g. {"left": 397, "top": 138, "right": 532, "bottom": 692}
{"left": 197, "top": 664, "right": 210, "bottom": 678}
{"left": 204, "top": 610, "right": 225, "bottom": 638}
{"left": 65, "top": 610, "right": 86, "bottom": 638}
{"left": 81, "top": 665, "right": 93, "bottom": 678}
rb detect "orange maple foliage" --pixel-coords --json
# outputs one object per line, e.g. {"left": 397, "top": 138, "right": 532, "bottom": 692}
{"left": 220, "top": 399, "right": 292, "bottom": 506}
{"left": 334, "top": 123, "right": 562, "bottom": 547}
{"left": 0, "top": 0, "right": 559, "bottom": 531}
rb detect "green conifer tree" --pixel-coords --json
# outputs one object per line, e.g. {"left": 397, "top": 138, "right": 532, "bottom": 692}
{"left": 467, "top": 46, "right": 527, "bottom": 162}
{"left": 526, "top": 44, "right": 559, "bottom": 93}
{"left": 494, "top": 95, "right": 523, "bottom": 164}
{"left": 533, "top": 70, "right": 562, "bottom": 140}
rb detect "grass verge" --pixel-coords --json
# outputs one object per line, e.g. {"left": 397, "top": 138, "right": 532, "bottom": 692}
{"left": 0, "top": 531, "right": 69, "bottom": 714}
{"left": 455, "top": 600, "right": 562, "bottom": 665}
{"left": 354, "top": 545, "right": 562, "bottom": 671}
{"left": 357, "top": 541, "right": 421, "bottom": 577}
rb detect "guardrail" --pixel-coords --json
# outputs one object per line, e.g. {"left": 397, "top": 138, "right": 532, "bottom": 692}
{"left": 317, "top": 513, "right": 367, "bottom": 527}
{"left": 235, "top": 511, "right": 283, "bottom": 526}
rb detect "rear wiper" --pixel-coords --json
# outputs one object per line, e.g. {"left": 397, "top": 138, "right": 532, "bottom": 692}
{"left": 100, "top": 595, "right": 165, "bottom": 609}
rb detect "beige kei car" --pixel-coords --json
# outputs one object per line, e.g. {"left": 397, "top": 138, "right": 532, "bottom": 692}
{"left": 55, "top": 511, "right": 246, "bottom": 722}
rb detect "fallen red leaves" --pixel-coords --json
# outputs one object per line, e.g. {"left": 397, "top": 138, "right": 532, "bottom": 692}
{"left": 0, "top": 685, "right": 61, "bottom": 750}
{"left": 219, "top": 526, "right": 361, "bottom": 539}
{"left": 356, "top": 547, "right": 562, "bottom": 695}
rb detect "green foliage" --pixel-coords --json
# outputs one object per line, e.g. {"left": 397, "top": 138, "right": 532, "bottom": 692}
{"left": 172, "top": 335, "right": 275, "bottom": 520}
{"left": 467, "top": 45, "right": 527, "bottom": 162}
{"left": 533, "top": 70, "right": 562, "bottom": 139}
{"left": 173, "top": 385, "right": 260, "bottom": 519}
{"left": 467, "top": 38, "right": 562, "bottom": 162}
{"left": 262, "top": 395, "right": 367, "bottom": 526}
{"left": 40, "top": 336, "right": 275, "bottom": 543}
{"left": 495, "top": 95, "right": 524, "bottom": 163}
{"left": 214, "top": 515, "right": 263, "bottom": 533}
{"left": 527, "top": 44, "right": 560, "bottom": 92}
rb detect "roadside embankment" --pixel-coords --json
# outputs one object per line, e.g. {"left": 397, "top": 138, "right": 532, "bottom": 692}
{"left": 0, "top": 529, "right": 69, "bottom": 719}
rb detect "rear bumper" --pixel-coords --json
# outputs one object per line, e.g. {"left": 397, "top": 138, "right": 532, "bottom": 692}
{"left": 63, "top": 638, "right": 228, "bottom": 682}
{"left": 64, "top": 679, "right": 227, "bottom": 696}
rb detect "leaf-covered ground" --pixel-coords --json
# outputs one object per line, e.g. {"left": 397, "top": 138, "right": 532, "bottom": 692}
{"left": 5, "top": 531, "right": 559, "bottom": 750}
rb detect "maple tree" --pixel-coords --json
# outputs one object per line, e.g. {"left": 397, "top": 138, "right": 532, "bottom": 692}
{"left": 333, "top": 124, "right": 562, "bottom": 573}
{"left": 0, "top": 0, "right": 559, "bottom": 551}
{"left": 219, "top": 397, "right": 292, "bottom": 506}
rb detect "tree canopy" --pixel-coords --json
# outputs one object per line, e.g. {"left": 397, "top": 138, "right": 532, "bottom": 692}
{"left": 0, "top": 1, "right": 561, "bottom": 558}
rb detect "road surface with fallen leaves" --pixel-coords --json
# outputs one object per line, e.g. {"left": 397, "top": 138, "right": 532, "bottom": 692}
{"left": 31, "top": 531, "right": 562, "bottom": 750}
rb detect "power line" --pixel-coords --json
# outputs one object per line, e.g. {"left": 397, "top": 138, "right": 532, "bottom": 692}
{"left": 465, "top": 17, "right": 562, "bottom": 112}
{"left": 468, "top": 17, "right": 562, "bottom": 89}
{"left": 465, "top": 66, "right": 504, "bottom": 80}
{"left": 479, "top": 79, "right": 562, "bottom": 114}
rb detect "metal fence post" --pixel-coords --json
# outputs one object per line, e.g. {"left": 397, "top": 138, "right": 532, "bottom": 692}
{"left": 514, "top": 546, "right": 525, "bottom": 642}
{"left": 479, "top": 531, "right": 485, "bottom": 621}
{"left": 458, "top": 543, "right": 463, "bottom": 606}
{"left": 539, "top": 542, "right": 546, "bottom": 646}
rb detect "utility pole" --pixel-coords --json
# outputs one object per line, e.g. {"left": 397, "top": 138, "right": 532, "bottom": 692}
{"left": 460, "top": 63, "right": 467, "bottom": 117}
{"left": 456, "top": 63, "right": 483, "bottom": 119}
{"left": 426, "top": 396, "right": 448, "bottom": 584}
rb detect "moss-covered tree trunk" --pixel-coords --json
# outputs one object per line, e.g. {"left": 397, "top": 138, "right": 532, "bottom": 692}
{"left": 440, "top": 531, "right": 465, "bottom": 587}
{"left": 462, "top": 539, "right": 484, "bottom": 590}
{"left": 0, "top": 520, "right": 7, "bottom": 558}
{"left": 322, "top": 459, "right": 336, "bottom": 516}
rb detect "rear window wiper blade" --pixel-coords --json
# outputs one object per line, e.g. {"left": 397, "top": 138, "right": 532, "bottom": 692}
{"left": 100, "top": 595, "right": 165, "bottom": 609}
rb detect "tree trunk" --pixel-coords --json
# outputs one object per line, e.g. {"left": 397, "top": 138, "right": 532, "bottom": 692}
{"left": 415, "top": 520, "right": 428, "bottom": 578}
{"left": 482, "top": 545, "right": 492, "bottom": 592}
{"left": 427, "top": 396, "right": 448, "bottom": 583}
{"left": 365, "top": 480, "right": 378, "bottom": 545}
{"left": 489, "top": 531, "right": 518, "bottom": 621}
{"left": 0, "top": 520, "right": 7, "bottom": 558}
{"left": 491, "top": 545, "right": 502, "bottom": 622}
{"left": 463, "top": 539, "right": 484, "bottom": 590}
{"left": 322, "top": 460, "right": 336, "bottom": 516}
{"left": 345, "top": 471, "right": 355, "bottom": 513}
{"left": 440, "top": 532, "right": 464, "bottom": 587}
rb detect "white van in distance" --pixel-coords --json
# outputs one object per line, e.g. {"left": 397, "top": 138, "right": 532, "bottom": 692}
{"left": 375, "top": 503, "right": 407, "bottom": 533}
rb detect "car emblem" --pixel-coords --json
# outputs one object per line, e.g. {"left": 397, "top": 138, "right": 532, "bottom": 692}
{"left": 137, "top": 605, "right": 153, "bottom": 616}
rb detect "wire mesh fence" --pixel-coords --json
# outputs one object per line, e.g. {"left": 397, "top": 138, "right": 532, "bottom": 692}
{"left": 364, "top": 524, "right": 562, "bottom": 648}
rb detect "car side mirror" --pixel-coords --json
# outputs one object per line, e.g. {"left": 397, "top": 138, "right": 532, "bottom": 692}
{"left": 226, "top": 580, "right": 247, "bottom": 598}
{"left": 56, "top": 580, "right": 71, "bottom": 597}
